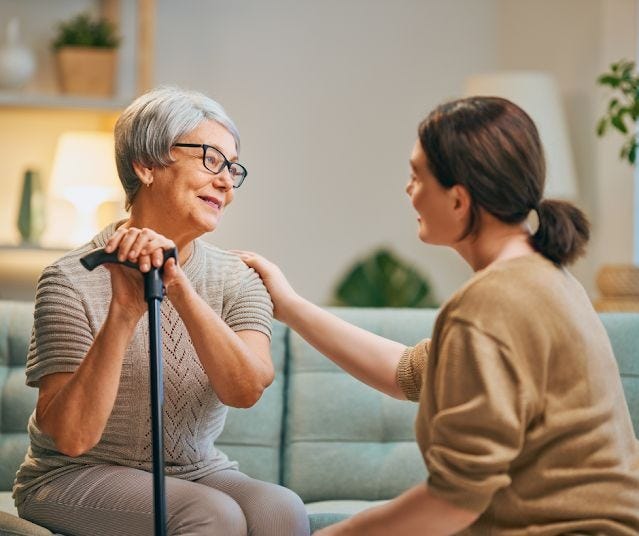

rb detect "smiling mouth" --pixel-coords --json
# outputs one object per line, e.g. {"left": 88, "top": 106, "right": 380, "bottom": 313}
{"left": 198, "top": 196, "right": 223, "bottom": 210}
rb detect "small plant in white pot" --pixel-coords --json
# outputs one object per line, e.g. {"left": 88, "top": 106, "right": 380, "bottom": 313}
{"left": 52, "top": 13, "right": 120, "bottom": 98}
{"left": 595, "top": 59, "right": 639, "bottom": 311}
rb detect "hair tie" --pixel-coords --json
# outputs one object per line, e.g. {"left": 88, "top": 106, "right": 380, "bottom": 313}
{"left": 525, "top": 207, "right": 540, "bottom": 235}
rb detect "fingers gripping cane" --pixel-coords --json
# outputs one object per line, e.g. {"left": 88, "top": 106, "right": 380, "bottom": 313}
{"left": 80, "top": 246, "right": 178, "bottom": 536}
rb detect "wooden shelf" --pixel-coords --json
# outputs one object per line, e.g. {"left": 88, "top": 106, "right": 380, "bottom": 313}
{"left": 0, "top": 91, "right": 131, "bottom": 111}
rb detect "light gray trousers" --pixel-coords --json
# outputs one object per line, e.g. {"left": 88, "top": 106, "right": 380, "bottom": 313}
{"left": 18, "top": 465, "right": 310, "bottom": 536}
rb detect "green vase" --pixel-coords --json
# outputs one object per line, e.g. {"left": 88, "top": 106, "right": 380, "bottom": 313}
{"left": 16, "top": 169, "right": 45, "bottom": 244}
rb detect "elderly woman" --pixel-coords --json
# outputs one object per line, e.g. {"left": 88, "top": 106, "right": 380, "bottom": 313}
{"left": 13, "top": 86, "right": 309, "bottom": 536}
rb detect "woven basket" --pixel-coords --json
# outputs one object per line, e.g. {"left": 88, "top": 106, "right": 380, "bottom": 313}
{"left": 595, "top": 264, "right": 639, "bottom": 298}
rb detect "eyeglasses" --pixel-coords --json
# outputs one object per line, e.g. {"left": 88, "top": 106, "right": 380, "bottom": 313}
{"left": 172, "top": 143, "right": 247, "bottom": 188}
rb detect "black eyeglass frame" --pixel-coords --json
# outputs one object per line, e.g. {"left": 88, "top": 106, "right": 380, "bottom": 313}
{"left": 172, "top": 143, "right": 247, "bottom": 188}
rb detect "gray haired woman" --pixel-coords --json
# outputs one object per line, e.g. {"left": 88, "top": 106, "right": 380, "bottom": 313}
{"left": 13, "top": 86, "right": 309, "bottom": 536}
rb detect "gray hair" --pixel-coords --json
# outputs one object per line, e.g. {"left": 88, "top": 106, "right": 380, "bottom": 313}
{"left": 114, "top": 86, "right": 241, "bottom": 210}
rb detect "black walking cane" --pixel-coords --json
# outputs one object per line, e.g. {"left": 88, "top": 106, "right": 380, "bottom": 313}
{"left": 80, "top": 246, "right": 178, "bottom": 536}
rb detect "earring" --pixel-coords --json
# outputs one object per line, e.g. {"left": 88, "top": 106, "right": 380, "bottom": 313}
{"left": 146, "top": 180, "right": 152, "bottom": 188}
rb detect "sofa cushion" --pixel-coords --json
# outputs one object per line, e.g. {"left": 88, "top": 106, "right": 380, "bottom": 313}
{"left": 283, "top": 307, "right": 438, "bottom": 502}
{"left": 0, "top": 302, "right": 33, "bottom": 494}
{"left": 600, "top": 313, "right": 639, "bottom": 435}
{"left": 213, "top": 319, "right": 287, "bottom": 484}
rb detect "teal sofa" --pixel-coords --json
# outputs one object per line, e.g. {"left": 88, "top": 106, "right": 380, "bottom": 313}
{"left": 0, "top": 300, "right": 637, "bottom": 536}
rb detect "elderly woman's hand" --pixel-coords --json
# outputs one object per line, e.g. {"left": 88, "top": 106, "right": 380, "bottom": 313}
{"left": 104, "top": 226, "right": 189, "bottom": 315}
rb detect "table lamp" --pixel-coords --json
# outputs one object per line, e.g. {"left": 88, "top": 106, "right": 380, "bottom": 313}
{"left": 464, "top": 71, "right": 578, "bottom": 200}
{"left": 49, "top": 131, "right": 122, "bottom": 246}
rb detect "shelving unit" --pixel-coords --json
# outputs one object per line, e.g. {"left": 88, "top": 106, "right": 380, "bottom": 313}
{"left": 0, "top": 0, "right": 155, "bottom": 251}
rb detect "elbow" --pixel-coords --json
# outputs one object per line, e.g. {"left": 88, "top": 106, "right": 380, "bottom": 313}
{"left": 47, "top": 429, "right": 99, "bottom": 458}
{"left": 223, "top": 374, "right": 273, "bottom": 408}
{"left": 54, "top": 437, "right": 96, "bottom": 458}
{"left": 223, "top": 385, "right": 266, "bottom": 408}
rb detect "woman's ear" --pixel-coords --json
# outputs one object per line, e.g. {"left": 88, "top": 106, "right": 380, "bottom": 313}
{"left": 132, "top": 161, "right": 154, "bottom": 187}
{"left": 451, "top": 183, "right": 471, "bottom": 217}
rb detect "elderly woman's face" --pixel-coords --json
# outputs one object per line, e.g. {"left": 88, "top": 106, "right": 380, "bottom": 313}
{"left": 152, "top": 120, "right": 237, "bottom": 237}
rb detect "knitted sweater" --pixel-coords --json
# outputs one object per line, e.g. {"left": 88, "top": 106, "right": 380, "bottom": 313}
{"left": 397, "top": 253, "right": 639, "bottom": 535}
{"left": 13, "top": 222, "right": 273, "bottom": 506}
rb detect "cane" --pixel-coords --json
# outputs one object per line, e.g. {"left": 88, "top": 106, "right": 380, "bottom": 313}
{"left": 80, "top": 246, "right": 178, "bottom": 536}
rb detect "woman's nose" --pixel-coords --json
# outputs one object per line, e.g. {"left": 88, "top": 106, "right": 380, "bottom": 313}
{"left": 213, "top": 168, "right": 233, "bottom": 191}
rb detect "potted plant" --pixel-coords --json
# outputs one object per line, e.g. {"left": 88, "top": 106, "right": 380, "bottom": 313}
{"left": 595, "top": 59, "right": 639, "bottom": 311}
{"left": 333, "top": 248, "right": 437, "bottom": 308}
{"left": 52, "top": 12, "right": 120, "bottom": 97}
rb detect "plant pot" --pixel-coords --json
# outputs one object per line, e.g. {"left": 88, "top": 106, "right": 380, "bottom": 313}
{"left": 594, "top": 263, "right": 639, "bottom": 311}
{"left": 55, "top": 46, "right": 117, "bottom": 97}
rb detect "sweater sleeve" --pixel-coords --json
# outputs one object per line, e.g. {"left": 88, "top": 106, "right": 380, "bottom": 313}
{"left": 396, "top": 339, "right": 430, "bottom": 401}
{"left": 423, "top": 319, "right": 531, "bottom": 513}
{"left": 222, "top": 263, "right": 273, "bottom": 339}
{"left": 25, "top": 264, "right": 93, "bottom": 388}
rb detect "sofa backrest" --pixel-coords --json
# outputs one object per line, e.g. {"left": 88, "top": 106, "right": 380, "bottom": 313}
{"left": 281, "top": 308, "right": 639, "bottom": 503}
{"left": 600, "top": 313, "right": 639, "bottom": 434}
{"left": 0, "top": 301, "right": 34, "bottom": 492}
{"left": 216, "top": 319, "right": 287, "bottom": 484}
{"left": 0, "top": 301, "right": 637, "bottom": 500}
{"left": 282, "top": 307, "right": 439, "bottom": 502}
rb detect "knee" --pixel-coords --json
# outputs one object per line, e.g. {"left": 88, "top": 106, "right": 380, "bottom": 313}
{"left": 252, "top": 485, "right": 309, "bottom": 535}
{"left": 168, "top": 488, "right": 246, "bottom": 536}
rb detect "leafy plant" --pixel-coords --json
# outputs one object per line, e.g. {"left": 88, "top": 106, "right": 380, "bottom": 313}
{"left": 333, "top": 248, "right": 437, "bottom": 308}
{"left": 596, "top": 59, "right": 639, "bottom": 164}
{"left": 52, "top": 13, "right": 120, "bottom": 49}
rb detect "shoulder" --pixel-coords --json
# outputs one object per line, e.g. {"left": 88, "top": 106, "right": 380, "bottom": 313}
{"left": 438, "top": 254, "right": 563, "bottom": 337}
{"left": 37, "top": 242, "right": 109, "bottom": 298}
{"left": 195, "top": 241, "right": 255, "bottom": 281}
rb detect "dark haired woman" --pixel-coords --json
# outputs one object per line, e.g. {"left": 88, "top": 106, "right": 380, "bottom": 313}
{"left": 235, "top": 97, "right": 639, "bottom": 534}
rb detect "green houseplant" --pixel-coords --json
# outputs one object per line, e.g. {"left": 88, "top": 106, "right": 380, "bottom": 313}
{"left": 52, "top": 13, "right": 120, "bottom": 97}
{"left": 333, "top": 248, "right": 437, "bottom": 308}
{"left": 595, "top": 59, "right": 639, "bottom": 311}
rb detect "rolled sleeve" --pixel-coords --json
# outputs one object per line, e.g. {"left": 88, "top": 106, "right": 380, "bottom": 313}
{"left": 423, "top": 320, "right": 530, "bottom": 513}
{"left": 222, "top": 265, "right": 273, "bottom": 339}
{"left": 396, "top": 339, "right": 430, "bottom": 401}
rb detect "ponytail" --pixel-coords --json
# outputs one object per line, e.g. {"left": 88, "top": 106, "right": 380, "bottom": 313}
{"left": 530, "top": 200, "right": 590, "bottom": 265}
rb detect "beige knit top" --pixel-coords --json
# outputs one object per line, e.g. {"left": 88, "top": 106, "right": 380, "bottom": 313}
{"left": 397, "top": 253, "right": 639, "bottom": 535}
{"left": 13, "top": 222, "right": 273, "bottom": 506}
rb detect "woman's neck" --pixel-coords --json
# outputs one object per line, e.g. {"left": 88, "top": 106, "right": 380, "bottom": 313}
{"left": 454, "top": 215, "right": 534, "bottom": 272}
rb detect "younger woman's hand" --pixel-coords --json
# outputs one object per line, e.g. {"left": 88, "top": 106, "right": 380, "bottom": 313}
{"left": 231, "top": 250, "right": 300, "bottom": 322}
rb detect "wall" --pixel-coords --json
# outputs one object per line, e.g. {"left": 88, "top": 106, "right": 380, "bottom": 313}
{"left": 0, "top": 0, "right": 635, "bottom": 305}
{"left": 155, "top": 0, "right": 500, "bottom": 303}
{"left": 154, "top": 0, "right": 636, "bottom": 304}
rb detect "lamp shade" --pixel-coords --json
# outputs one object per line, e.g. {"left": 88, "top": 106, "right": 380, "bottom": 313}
{"left": 464, "top": 71, "right": 578, "bottom": 200}
{"left": 49, "top": 131, "right": 121, "bottom": 205}
{"left": 48, "top": 131, "right": 122, "bottom": 245}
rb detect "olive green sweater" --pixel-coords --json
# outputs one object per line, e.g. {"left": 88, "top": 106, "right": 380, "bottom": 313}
{"left": 397, "top": 253, "right": 639, "bottom": 535}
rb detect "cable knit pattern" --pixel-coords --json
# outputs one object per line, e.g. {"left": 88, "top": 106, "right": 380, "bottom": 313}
{"left": 13, "top": 222, "right": 273, "bottom": 506}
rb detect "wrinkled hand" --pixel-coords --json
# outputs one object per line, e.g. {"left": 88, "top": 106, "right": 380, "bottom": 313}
{"left": 231, "top": 250, "right": 300, "bottom": 322}
{"left": 104, "top": 226, "right": 188, "bottom": 318}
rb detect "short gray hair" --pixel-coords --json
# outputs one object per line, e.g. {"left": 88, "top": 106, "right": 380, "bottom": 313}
{"left": 114, "top": 86, "right": 241, "bottom": 210}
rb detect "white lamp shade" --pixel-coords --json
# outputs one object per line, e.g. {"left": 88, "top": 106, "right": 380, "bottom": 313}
{"left": 464, "top": 71, "right": 578, "bottom": 200}
{"left": 49, "top": 131, "right": 121, "bottom": 207}
{"left": 48, "top": 131, "right": 123, "bottom": 246}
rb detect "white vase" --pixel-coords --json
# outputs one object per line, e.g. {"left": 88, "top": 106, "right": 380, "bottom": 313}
{"left": 0, "top": 17, "right": 36, "bottom": 90}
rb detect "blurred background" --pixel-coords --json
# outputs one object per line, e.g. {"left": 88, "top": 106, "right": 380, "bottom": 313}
{"left": 0, "top": 0, "right": 636, "bottom": 308}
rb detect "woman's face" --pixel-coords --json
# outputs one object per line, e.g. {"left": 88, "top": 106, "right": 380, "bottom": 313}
{"left": 406, "top": 140, "right": 463, "bottom": 245}
{"left": 152, "top": 120, "right": 237, "bottom": 237}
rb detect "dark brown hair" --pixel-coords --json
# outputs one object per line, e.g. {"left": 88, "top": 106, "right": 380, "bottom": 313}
{"left": 418, "top": 96, "right": 589, "bottom": 265}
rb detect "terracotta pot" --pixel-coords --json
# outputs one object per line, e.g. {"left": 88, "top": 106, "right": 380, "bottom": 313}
{"left": 55, "top": 46, "right": 117, "bottom": 97}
